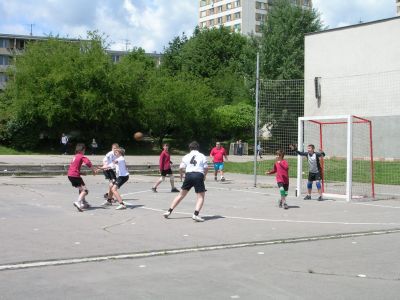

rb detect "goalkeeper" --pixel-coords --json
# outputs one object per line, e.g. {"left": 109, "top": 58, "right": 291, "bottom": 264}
{"left": 290, "top": 144, "right": 325, "bottom": 201}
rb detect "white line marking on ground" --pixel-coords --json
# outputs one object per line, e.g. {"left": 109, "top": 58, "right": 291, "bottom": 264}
{"left": 352, "top": 203, "right": 400, "bottom": 209}
{"left": 139, "top": 206, "right": 400, "bottom": 226}
{"left": 1, "top": 229, "right": 399, "bottom": 271}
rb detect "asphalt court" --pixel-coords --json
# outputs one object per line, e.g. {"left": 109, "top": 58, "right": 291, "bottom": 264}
{"left": 1, "top": 173, "right": 400, "bottom": 299}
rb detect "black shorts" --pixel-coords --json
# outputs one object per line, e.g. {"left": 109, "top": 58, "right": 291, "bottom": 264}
{"left": 114, "top": 175, "right": 129, "bottom": 189}
{"left": 277, "top": 182, "right": 289, "bottom": 191}
{"left": 181, "top": 172, "right": 206, "bottom": 193}
{"left": 103, "top": 169, "right": 117, "bottom": 182}
{"left": 308, "top": 172, "right": 321, "bottom": 182}
{"left": 161, "top": 168, "right": 172, "bottom": 177}
{"left": 68, "top": 176, "right": 85, "bottom": 187}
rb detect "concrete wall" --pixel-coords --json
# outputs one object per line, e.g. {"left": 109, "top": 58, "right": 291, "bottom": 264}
{"left": 304, "top": 17, "right": 400, "bottom": 117}
{"left": 304, "top": 17, "right": 400, "bottom": 159}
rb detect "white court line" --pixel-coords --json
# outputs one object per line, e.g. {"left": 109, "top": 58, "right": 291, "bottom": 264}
{"left": 1, "top": 228, "right": 399, "bottom": 271}
{"left": 207, "top": 186, "right": 269, "bottom": 195}
{"left": 352, "top": 203, "right": 400, "bottom": 209}
{"left": 139, "top": 207, "right": 400, "bottom": 226}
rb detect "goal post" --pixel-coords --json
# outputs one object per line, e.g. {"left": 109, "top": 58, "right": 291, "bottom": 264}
{"left": 297, "top": 115, "right": 375, "bottom": 202}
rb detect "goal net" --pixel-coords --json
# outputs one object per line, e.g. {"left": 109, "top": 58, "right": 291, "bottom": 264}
{"left": 297, "top": 115, "right": 374, "bottom": 201}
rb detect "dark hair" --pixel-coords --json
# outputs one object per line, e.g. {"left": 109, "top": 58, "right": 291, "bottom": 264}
{"left": 308, "top": 144, "right": 315, "bottom": 150}
{"left": 75, "top": 143, "right": 86, "bottom": 153}
{"left": 189, "top": 141, "right": 199, "bottom": 150}
{"left": 163, "top": 143, "right": 169, "bottom": 147}
{"left": 276, "top": 150, "right": 285, "bottom": 158}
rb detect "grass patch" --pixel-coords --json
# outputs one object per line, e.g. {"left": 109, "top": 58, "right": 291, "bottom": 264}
{"left": 225, "top": 158, "right": 400, "bottom": 185}
{"left": 0, "top": 146, "right": 38, "bottom": 155}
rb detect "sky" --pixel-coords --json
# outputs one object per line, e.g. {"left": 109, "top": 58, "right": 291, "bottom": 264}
{"left": 0, "top": 0, "right": 397, "bottom": 53}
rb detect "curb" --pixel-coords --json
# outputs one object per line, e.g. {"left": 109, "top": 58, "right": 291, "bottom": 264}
{"left": 0, "top": 164, "right": 179, "bottom": 176}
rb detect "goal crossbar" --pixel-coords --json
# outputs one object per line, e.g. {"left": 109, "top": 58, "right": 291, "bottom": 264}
{"left": 297, "top": 115, "right": 375, "bottom": 202}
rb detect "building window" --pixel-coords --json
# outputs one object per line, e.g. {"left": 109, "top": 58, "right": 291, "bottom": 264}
{"left": 256, "top": 1, "right": 267, "bottom": 10}
{"left": 201, "top": 21, "right": 207, "bottom": 28}
{"left": 226, "top": 14, "right": 232, "bottom": 22}
{"left": 217, "top": 5, "right": 223, "bottom": 12}
{"left": 209, "top": 8, "right": 214, "bottom": 15}
{"left": 256, "top": 13, "right": 266, "bottom": 22}
{"left": 209, "top": 19, "right": 214, "bottom": 26}
{"left": 234, "top": 12, "right": 241, "bottom": 19}
{"left": 226, "top": 3, "right": 232, "bottom": 10}
{"left": 234, "top": 24, "right": 241, "bottom": 33}
{"left": 200, "top": 10, "right": 207, "bottom": 17}
{"left": 0, "top": 74, "right": 7, "bottom": 83}
{"left": 234, "top": 1, "right": 241, "bottom": 8}
{"left": 217, "top": 17, "right": 222, "bottom": 24}
{"left": 200, "top": 0, "right": 207, "bottom": 7}
{"left": 111, "top": 55, "right": 120, "bottom": 63}
{"left": 0, "top": 39, "right": 10, "bottom": 48}
{"left": 0, "top": 55, "right": 10, "bottom": 65}
{"left": 255, "top": 25, "right": 262, "bottom": 33}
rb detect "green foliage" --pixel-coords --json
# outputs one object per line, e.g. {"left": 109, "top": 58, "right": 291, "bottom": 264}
{"left": 163, "top": 27, "right": 255, "bottom": 105}
{"left": 180, "top": 27, "right": 249, "bottom": 78}
{"left": 140, "top": 75, "right": 220, "bottom": 147}
{"left": 162, "top": 33, "right": 188, "bottom": 76}
{"left": 213, "top": 103, "right": 255, "bottom": 140}
{"left": 260, "top": 0, "right": 324, "bottom": 79}
{"left": 0, "top": 2, "right": 326, "bottom": 152}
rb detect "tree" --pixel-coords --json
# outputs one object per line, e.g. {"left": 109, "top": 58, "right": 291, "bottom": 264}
{"left": 139, "top": 74, "right": 221, "bottom": 148}
{"left": 212, "top": 103, "right": 255, "bottom": 140}
{"left": 162, "top": 33, "right": 188, "bottom": 76}
{"left": 260, "top": 0, "right": 324, "bottom": 80}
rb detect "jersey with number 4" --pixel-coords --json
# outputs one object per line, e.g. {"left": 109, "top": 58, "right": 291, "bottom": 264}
{"left": 180, "top": 150, "right": 208, "bottom": 174}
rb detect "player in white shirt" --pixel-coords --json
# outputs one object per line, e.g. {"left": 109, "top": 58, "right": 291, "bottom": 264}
{"left": 163, "top": 141, "right": 209, "bottom": 222}
{"left": 102, "top": 143, "right": 119, "bottom": 205}
{"left": 98, "top": 147, "right": 129, "bottom": 210}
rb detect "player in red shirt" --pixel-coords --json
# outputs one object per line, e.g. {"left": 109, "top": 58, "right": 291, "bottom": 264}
{"left": 266, "top": 150, "right": 289, "bottom": 209}
{"left": 210, "top": 142, "right": 228, "bottom": 181}
{"left": 67, "top": 143, "right": 96, "bottom": 212}
{"left": 152, "top": 143, "right": 179, "bottom": 193}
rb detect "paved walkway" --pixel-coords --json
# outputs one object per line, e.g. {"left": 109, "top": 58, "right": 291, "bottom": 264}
{"left": 0, "top": 154, "right": 257, "bottom": 166}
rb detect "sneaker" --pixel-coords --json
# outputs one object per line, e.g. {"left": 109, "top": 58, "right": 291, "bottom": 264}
{"left": 214, "top": 176, "right": 217, "bottom": 181}
{"left": 163, "top": 211, "right": 171, "bottom": 218}
{"left": 304, "top": 195, "right": 311, "bottom": 200}
{"left": 115, "top": 204, "right": 126, "bottom": 210}
{"left": 283, "top": 203, "right": 289, "bottom": 210}
{"left": 82, "top": 200, "right": 91, "bottom": 209}
{"left": 151, "top": 187, "right": 157, "bottom": 193}
{"left": 192, "top": 214, "right": 205, "bottom": 222}
{"left": 220, "top": 177, "right": 226, "bottom": 182}
{"left": 318, "top": 196, "right": 323, "bottom": 201}
{"left": 278, "top": 200, "right": 282, "bottom": 208}
{"left": 171, "top": 188, "right": 180, "bottom": 192}
{"left": 102, "top": 200, "right": 112, "bottom": 206}
{"left": 73, "top": 201, "right": 83, "bottom": 212}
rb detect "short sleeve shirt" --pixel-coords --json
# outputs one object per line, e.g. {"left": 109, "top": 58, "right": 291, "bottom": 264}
{"left": 210, "top": 147, "right": 226, "bottom": 163}
{"left": 180, "top": 150, "right": 208, "bottom": 174}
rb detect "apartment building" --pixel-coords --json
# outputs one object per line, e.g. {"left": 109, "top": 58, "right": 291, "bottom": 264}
{"left": 199, "top": 0, "right": 312, "bottom": 35}
{"left": 0, "top": 33, "right": 161, "bottom": 90}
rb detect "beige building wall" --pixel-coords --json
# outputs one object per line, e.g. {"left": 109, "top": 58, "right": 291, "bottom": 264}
{"left": 304, "top": 17, "right": 400, "bottom": 159}
{"left": 397, "top": 0, "right": 400, "bottom": 16}
{"left": 304, "top": 17, "right": 400, "bottom": 117}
